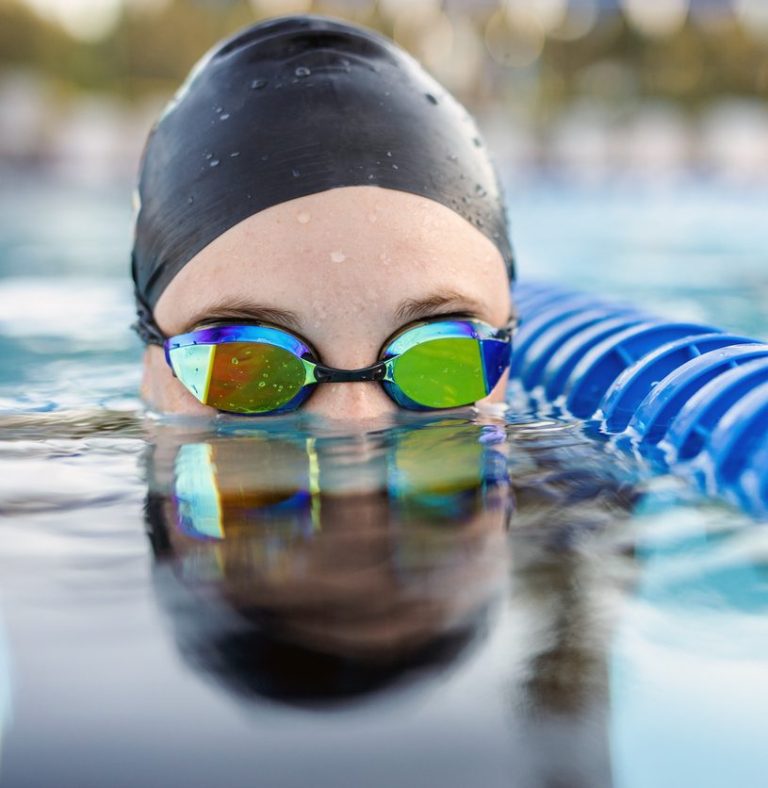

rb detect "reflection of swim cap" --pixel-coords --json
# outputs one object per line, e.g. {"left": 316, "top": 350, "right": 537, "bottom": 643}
{"left": 130, "top": 14, "right": 515, "bottom": 343}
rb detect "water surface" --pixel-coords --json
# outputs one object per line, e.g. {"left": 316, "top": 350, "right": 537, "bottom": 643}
{"left": 0, "top": 175, "right": 766, "bottom": 787}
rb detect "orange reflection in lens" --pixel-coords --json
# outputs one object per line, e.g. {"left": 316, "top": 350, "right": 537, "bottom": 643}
{"left": 206, "top": 342, "right": 306, "bottom": 413}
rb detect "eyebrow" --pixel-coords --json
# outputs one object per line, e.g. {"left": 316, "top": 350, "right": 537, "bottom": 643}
{"left": 393, "top": 291, "right": 489, "bottom": 324}
{"left": 184, "top": 290, "right": 495, "bottom": 335}
{"left": 184, "top": 300, "right": 304, "bottom": 334}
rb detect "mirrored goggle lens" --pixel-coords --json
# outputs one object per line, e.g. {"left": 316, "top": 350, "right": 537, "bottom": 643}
{"left": 391, "top": 337, "right": 493, "bottom": 408}
{"left": 169, "top": 341, "right": 307, "bottom": 413}
{"left": 174, "top": 441, "right": 315, "bottom": 540}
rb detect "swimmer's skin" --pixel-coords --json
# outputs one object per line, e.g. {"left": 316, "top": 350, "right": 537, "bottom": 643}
{"left": 142, "top": 185, "right": 513, "bottom": 425}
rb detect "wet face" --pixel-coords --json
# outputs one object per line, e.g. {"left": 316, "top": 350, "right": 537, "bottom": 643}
{"left": 143, "top": 185, "right": 513, "bottom": 422}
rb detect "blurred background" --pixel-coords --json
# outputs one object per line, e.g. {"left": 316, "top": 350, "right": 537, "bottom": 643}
{"left": 2, "top": 0, "right": 768, "bottom": 186}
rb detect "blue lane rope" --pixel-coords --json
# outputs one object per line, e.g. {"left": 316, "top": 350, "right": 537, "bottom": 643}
{"left": 512, "top": 281, "right": 768, "bottom": 518}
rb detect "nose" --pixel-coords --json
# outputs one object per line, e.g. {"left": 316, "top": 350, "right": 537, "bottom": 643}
{"left": 303, "top": 380, "right": 397, "bottom": 423}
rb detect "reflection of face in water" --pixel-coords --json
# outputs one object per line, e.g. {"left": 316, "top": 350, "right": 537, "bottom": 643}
{"left": 144, "top": 418, "right": 514, "bottom": 701}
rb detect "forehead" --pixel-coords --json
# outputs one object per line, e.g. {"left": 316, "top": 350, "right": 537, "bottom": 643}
{"left": 153, "top": 185, "right": 510, "bottom": 334}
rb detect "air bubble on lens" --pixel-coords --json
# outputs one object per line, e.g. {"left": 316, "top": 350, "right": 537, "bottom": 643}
{"left": 258, "top": 382, "right": 266, "bottom": 388}
{"left": 294, "top": 66, "right": 311, "bottom": 77}
{"left": 231, "top": 358, "right": 239, "bottom": 365}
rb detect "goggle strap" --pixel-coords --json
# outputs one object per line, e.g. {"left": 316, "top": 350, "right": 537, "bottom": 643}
{"left": 132, "top": 288, "right": 166, "bottom": 346}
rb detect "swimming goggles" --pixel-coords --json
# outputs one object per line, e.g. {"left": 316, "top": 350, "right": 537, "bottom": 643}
{"left": 164, "top": 317, "right": 515, "bottom": 415}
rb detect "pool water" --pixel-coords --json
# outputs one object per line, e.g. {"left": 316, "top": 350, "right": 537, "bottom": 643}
{"left": 0, "top": 175, "right": 766, "bottom": 787}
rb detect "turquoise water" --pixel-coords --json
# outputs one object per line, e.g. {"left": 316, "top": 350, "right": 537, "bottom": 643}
{"left": 0, "top": 175, "right": 766, "bottom": 787}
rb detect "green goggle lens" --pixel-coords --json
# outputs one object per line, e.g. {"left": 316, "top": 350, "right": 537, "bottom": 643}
{"left": 169, "top": 341, "right": 307, "bottom": 413}
{"left": 390, "top": 337, "right": 487, "bottom": 408}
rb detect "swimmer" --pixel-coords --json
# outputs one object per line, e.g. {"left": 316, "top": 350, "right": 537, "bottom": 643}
{"left": 132, "top": 14, "right": 516, "bottom": 422}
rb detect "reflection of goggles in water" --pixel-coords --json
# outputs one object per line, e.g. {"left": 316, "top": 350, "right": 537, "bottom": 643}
{"left": 165, "top": 318, "right": 514, "bottom": 415}
{"left": 172, "top": 423, "right": 511, "bottom": 542}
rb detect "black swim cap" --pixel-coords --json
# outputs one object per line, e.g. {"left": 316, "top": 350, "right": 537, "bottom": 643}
{"left": 131, "top": 14, "right": 515, "bottom": 344}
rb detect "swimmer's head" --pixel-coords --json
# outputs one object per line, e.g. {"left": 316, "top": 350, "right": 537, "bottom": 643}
{"left": 132, "top": 14, "right": 515, "bottom": 422}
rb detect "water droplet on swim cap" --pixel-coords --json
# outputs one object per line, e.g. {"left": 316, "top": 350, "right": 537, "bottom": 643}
{"left": 294, "top": 66, "right": 311, "bottom": 77}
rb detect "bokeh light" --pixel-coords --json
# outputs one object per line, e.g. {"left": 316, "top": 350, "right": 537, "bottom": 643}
{"left": 548, "top": 0, "right": 598, "bottom": 41}
{"left": 734, "top": 0, "right": 768, "bottom": 39}
{"left": 249, "top": 0, "right": 312, "bottom": 14}
{"left": 22, "top": 0, "right": 123, "bottom": 41}
{"left": 421, "top": 14, "right": 484, "bottom": 93}
{"left": 620, "top": 0, "right": 690, "bottom": 38}
{"left": 379, "top": 0, "right": 442, "bottom": 26}
{"left": 504, "top": 0, "right": 568, "bottom": 36}
{"left": 484, "top": 7, "right": 545, "bottom": 69}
